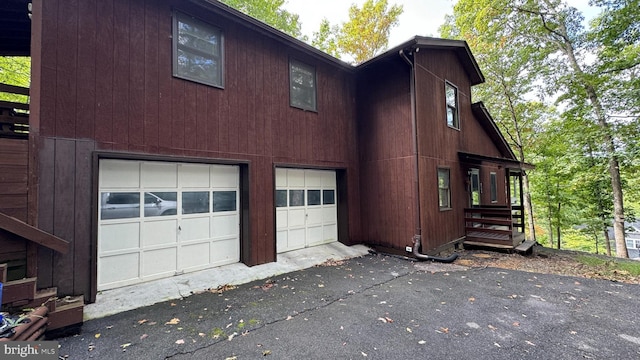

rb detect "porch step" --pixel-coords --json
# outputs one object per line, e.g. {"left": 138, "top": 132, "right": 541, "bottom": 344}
{"left": 46, "top": 296, "right": 84, "bottom": 331}
{"left": 0, "top": 263, "right": 6, "bottom": 282}
{"left": 1, "top": 277, "right": 36, "bottom": 305}
{"left": 515, "top": 240, "right": 536, "bottom": 253}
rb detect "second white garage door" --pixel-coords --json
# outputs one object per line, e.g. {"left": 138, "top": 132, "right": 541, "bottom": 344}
{"left": 276, "top": 168, "right": 338, "bottom": 253}
{"left": 97, "top": 160, "right": 240, "bottom": 290}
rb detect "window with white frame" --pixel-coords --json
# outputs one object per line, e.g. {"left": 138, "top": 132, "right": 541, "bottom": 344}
{"left": 438, "top": 168, "right": 451, "bottom": 209}
{"left": 445, "top": 82, "right": 459, "bottom": 129}
{"left": 490, "top": 172, "right": 498, "bottom": 203}
{"left": 289, "top": 59, "right": 317, "bottom": 111}
{"left": 173, "top": 12, "right": 224, "bottom": 88}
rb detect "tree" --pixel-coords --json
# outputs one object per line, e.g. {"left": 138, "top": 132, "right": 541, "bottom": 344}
{"left": 220, "top": 0, "right": 305, "bottom": 39}
{"left": 443, "top": 0, "right": 638, "bottom": 258}
{"left": 312, "top": 0, "right": 403, "bottom": 63}
{"left": 0, "top": 56, "right": 30, "bottom": 103}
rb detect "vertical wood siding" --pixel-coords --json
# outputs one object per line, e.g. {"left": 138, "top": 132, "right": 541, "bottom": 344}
{"left": 31, "top": 0, "right": 360, "bottom": 299}
{"left": 0, "top": 139, "right": 29, "bottom": 263}
{"left": 357, "top": 60, "right": 417, "bottom": 250}
{"left": 415, "top": 50, "right": 509, "bottom": 251}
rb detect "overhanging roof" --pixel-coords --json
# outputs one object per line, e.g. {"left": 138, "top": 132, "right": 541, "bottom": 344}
{"left": 458, "top": 152, "right": 534, "bottom": 170}
{"left": 356, "top": 36, "right": 485, "bottom": 85}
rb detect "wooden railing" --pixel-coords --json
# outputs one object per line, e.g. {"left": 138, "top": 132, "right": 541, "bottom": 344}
{"left": 464, "top": 207, "right": 524, "bottom": 247}
{"left": 0, "top": 83, "right": 30, "bottom": 138}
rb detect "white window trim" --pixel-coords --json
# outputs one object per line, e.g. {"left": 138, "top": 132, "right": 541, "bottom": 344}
{"left": 438, "top": 167, "right": 452, "bottom": 210}
{"left": 445, "top": 81, "right": 459, "bottom": 130}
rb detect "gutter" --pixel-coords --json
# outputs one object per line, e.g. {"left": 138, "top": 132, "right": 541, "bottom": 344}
{"left": 399, "top": 49, "right": 458, "bottom": 264}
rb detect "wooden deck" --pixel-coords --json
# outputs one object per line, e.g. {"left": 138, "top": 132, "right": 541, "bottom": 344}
{"left": 463, "top": 207, "right": 525, "bottom": 249}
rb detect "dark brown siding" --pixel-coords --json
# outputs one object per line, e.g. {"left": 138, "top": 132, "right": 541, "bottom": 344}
{"left": 0, "top": 138, "right": 29, "bottom": 265}
{"left": 357, "top": 59, "right": 417, "bottom": 250}
{"left": 30, "top": 0, "right": 360, "bottom": 299}
{"left": 415, "top": 50, "right": 508, "bottom": 251}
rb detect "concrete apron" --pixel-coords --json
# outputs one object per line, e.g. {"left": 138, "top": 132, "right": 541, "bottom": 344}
{"left": 85, "top": 243, "right": 371, "bottom": 320}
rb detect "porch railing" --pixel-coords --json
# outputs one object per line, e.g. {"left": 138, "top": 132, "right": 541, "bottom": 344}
{"left": 464, "top": 206, "right": 525, "bottom": 248}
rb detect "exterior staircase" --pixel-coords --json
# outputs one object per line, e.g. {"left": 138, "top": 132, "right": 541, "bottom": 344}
{"left": 1, "top": 261, "right": 84, "bottom": 340}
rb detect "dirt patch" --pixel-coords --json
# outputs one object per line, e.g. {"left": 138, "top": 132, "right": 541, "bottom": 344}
{"left": 455, "top": 246, "right": 640, "bottom": 284}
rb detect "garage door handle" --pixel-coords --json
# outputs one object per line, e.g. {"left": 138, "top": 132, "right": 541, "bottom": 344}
{"left": 178, "top": 226, "right": 181, "bottom": 231}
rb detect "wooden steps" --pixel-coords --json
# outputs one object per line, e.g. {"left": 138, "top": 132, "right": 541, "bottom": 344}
{"left": 1, "top": 263, "right": 84, "bottom": 339}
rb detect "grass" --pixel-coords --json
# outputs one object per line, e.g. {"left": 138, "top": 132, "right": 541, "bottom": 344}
{"left": 576, "top": 255, "right": 640, "bottom": 276}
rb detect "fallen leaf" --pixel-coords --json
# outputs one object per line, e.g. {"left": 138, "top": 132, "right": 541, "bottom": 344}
{"left": 138, "top": 319, "right": 148, "bottom": 325}
{"left": 148, "top": 322, "right": 157, "bottom": 326}
{"left": 286, "top": 316, "right": 293, "bottom": 320}
{"left": 318, "top": 284, "right": 325, "bottom": 288}
{"left": 512, "top": 322, "right": 520, "bottom": 327}
{"left": 175, "top": 339, "right": 185, "bottom": 345}
{"left": 170, "top": 303, "right": 177, "bottom": 307}
{"left": 406, "top": 327, "right": 412, "bottom": 333}
{"left": 418, "top": 340, "right": 426, "bottom": 345}
{"left": 106, "top": 325, "right": 113, "bottom": 329}
{"left": 94, "top": 333, "right": 101, "bottom": 339}
{"left": 228, "top": 332, "right": 238, "bottom": 341}
{"left": 121, "top": 343, "right": 131, "bottom": 349}
{"left": 377, "top": 317, "right": 387, "bottom": 323}
{"left": 468, "top": 297, "right": 475, "bottom": 302}
{"left": 384, "top": 316, "right": 394, "bottom": 323}
{"left": 140, "top": 334, "right": 148, "bottom": 340}
{"left": 488, "top": 325, "right": 497, "bottom": 331}
{"left": 225, "top": 357, "right": 238, "bottom": 360}
{"left": 494, "top": 342, "right": 501, "bottom": 348}
{"left": 199, "top": 333, "right": 206, "bottom": 337}
{"left": 525, "top": 340, "right": 536, "bottom": 346}
{"left": 165, "top": 318, "right": 180, "bottom": 325}
{"left": 262, "top": 350, "right": 272, "bottom": 356}
{"left": 440, "top": 327, "right": 449, "bottom": 334}
{"left": 361, "top": 351, "right": 368, "bottom": 357}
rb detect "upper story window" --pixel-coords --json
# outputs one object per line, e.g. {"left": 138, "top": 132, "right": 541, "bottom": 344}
{"left": 438, "top": 168, "right": 451, "bottom": 210}
{"left": 289, "top": 59, "right": 317, "bottom": 111}
{"left": 445, "top": 82, "right": 459, "bottom": 129}
{"left": 173, "top": 12, "right": 224, "bottom": 88}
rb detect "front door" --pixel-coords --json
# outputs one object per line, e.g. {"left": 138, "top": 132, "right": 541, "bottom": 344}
{"left": 469, "top": 168, "right": 481, "bottom": 207}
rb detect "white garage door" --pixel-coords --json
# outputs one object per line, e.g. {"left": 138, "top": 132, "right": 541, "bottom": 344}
{"left": 98, "top": 159, "right": 240, "bottom": 290}
{"left": 276, "top": 168, "right": 337, "bottom": 253}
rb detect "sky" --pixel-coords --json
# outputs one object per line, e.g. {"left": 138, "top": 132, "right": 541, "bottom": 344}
{"left": 282, "top": 0, "right": 602, "bottom": 49}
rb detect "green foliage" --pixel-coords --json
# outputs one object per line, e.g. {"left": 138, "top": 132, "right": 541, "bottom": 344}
{"left": 0, "top": 56, "right": 30, "bottom": 103}
{"left": 220, "top": 0, "right": 305, "bottom": 39}
{"left": 576, "top": 254, "right": 640, "bottom": 276}
{"left": 312, "top": 0, "right": 403, "bottom": 63}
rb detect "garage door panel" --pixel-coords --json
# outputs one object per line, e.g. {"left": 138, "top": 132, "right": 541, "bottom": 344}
{"left": 323, "top": 224, "right": 337, "bottom": 242}
{"left": 180, "top": 243, "right": 210, "bottom": 269}
{"left": 181, "top": 217, "right": 211, "bottom": 241}
{"left": 211, "top": 165, "right": 238, "bottom": 188}
{"left": 307, "top": 226, "right": 323, "bottom": 245}
{"left": 306, "top": 208, "right": 323, "bottom": 225}
{"left": 288, "top": 209, "right": 306, "bottom": 227}
{"left": 143, "top": 248, "right": 177, "bottom": 277}
{"left": 275, "top": 168, "right": 287, "bottom": 187}
{"left": 276, "top": 230, "right": 287, "bottom": 253}
{"left": 211, "top": 215, "right": 239, "bottom": 238}
{"left": 99, "top": 253, "right": 139, "bottom": 286}
{"left": 180, "top": 164, "right": 211, "bottom": 188}
{"left": 100, "top": 223, "right": 140, "bottom": 253}
{"left": 143, "top": 220, "right": 177, "bottom": 247}
{"left": 323, "top": 207, "right": 337, "bottom": 222}
{"left": 322, "top": 172, "right": 336, "bottom": 187}
{"left": 100, "top": 160, "right": 140, "bottom": 188}
{"left": 276, "top": 210, "right": 288, "bottom": 229}
{"left": 305, "top": 171, "right": 322, "bottom": 187}
{"left": 287, "top": 169, "right": 305, "bottom": 187}
{"left": 141, "top": 162, "right": 178, "bottom": 188}
{"left": 287, "top": 228, "right": 305, "bottom": 250}
{"left": 211, "top": 238, "right": 240, "bottom": 264}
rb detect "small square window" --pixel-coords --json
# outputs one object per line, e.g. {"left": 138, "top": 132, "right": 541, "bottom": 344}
{"left": 289, "top": 190, "right": 305, "bottom": 207}
{"left": 438, "top": 168, "right": 451, "bottom": 210}
{"left": 213, "top": 191, "right": 236, "bottom": 212}
{"left": 276, "top": 190, "right": 288, "bottom": 207}
{"left": 289, "top": 59, "right": 317, "bottom": 111}
{"left": 173, "top": 12, "right": 224, "bottom": 87}
{"left": 445, "top": 82, "right": 459, "bottom": 129}
{"left": 307, "top": 190, "right": 321, "bottom": 206}
{"left": 323, "top": 190, "right": 335, "bottom": 205}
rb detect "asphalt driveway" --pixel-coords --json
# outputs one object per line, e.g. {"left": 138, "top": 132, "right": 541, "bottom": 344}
{"left": 56, "top": 254, "right": 640, "bottom": 359}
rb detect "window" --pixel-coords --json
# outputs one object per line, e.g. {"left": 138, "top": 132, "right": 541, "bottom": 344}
{"left": 173, "top": 12, "right": 224, "bottom": 87}
{"left": 289, "top": 59, "right": 317, "bottom": 111}
{"left": 438, "top": 168, "right": 451, "bottom": 210}
{"left": 307, "top": 190, "right": 321, "bottom": 206}
{"left": 490, "top": 172, "right": 498, "bottom": 203}
{"left": 289, "top": 190, "right": 305, "bottom": 207}
{"left": 213, "top": 191, "right": 237, "bottom": 212}
{"left": 445, "top": 82, "right": 459, "bottom": 129}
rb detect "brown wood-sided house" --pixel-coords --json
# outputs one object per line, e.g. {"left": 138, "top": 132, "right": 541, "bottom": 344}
{"left": 0, "top": 0, "right": 528, "bottom": 310}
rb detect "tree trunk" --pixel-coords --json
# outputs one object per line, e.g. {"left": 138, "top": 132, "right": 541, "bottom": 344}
{"left": 603, "top": 229, "right": 612, "bottom": 257}
{"left": 554, "top": 17, "right": 628, "bottom": 258}
{"left": 522, "top": 173, "right": 536, "bottom": 242}
{"left": 556, "top": 225, "right": 561, "bottom": 250}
